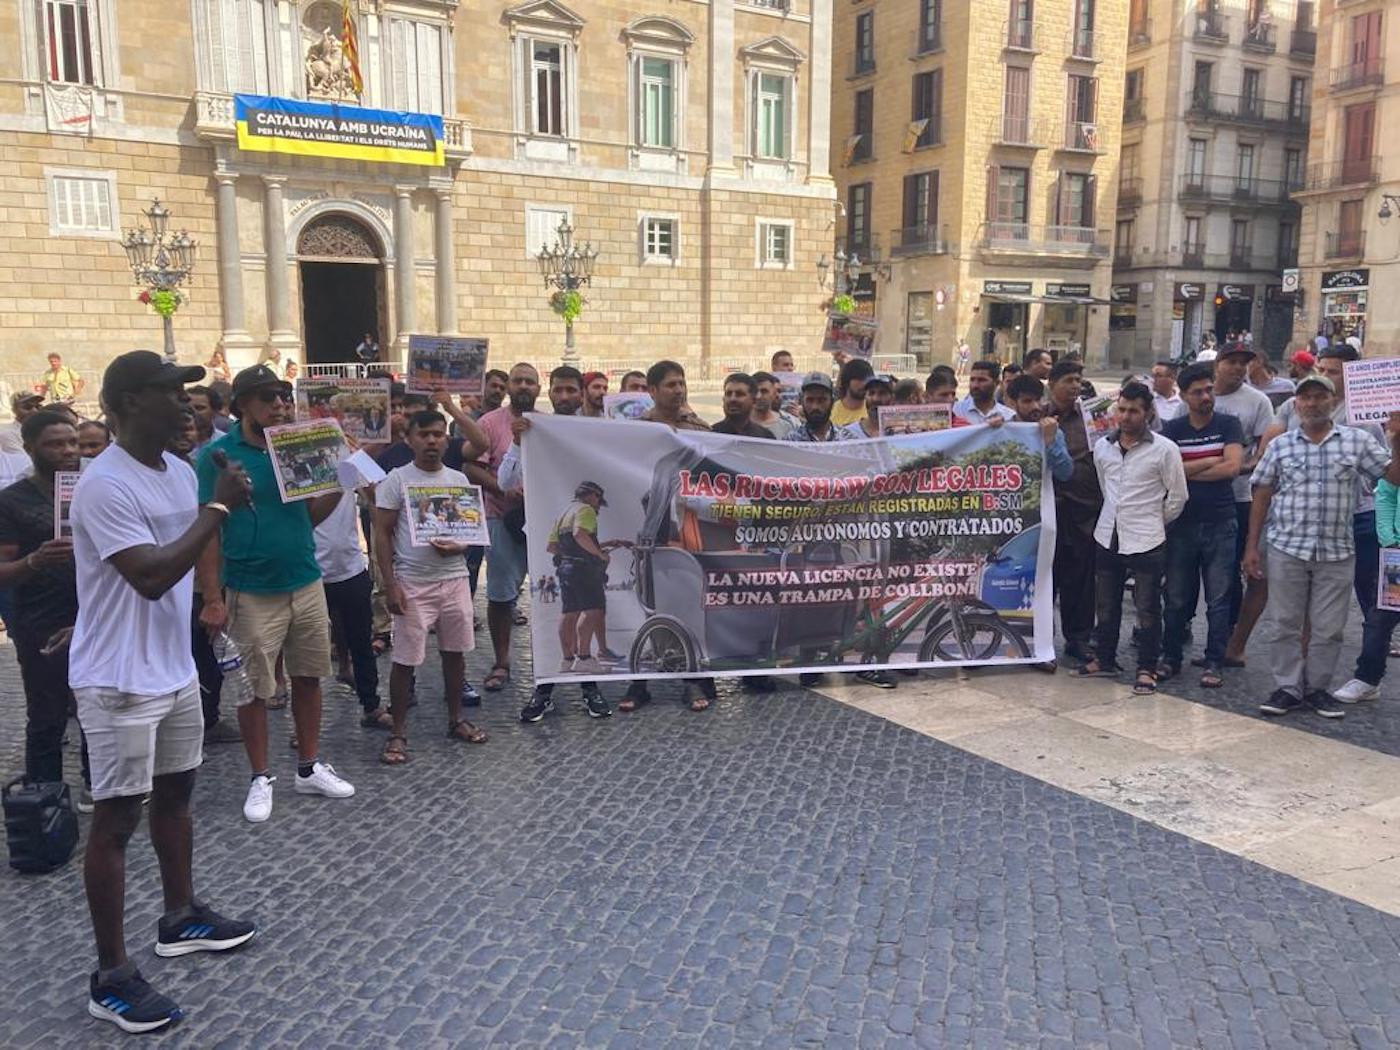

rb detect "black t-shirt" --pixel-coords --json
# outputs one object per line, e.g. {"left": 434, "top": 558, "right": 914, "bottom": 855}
{"left": 1160, "top": 411, "right": 1244, "bottom": 525}
{"left": 711, "top": 418, "right": 775, "bottom": 438}
{"left": 0, "top": 476, "right": 78, "bottom": 634}
{"left": 375, "top": 437, "right": 469, "bottom": 472}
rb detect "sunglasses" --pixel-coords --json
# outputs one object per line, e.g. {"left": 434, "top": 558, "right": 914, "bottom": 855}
{"left": 254, "top": 387, "right": 294, "bottom": 404}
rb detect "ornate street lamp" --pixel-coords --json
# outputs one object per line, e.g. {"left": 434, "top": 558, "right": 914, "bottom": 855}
{"left": 120, "top": 198, "right": 197, "bottom": 363}
{"left": 536, "top": 218, "right": 599, "bottom": 366}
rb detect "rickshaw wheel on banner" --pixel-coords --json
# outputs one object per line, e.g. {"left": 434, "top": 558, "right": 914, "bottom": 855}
{"left": 918, "top": 615, "right": 1029, "bottom": 663}
{"left": 629, "top": 615, "right": 699, "bottom": 675}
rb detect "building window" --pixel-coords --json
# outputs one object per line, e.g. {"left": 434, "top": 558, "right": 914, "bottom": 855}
{"left": 1186, "top": 138, "right": 1207, "bottom": 181}
{"left": 1184, "top": 215, "right": 1202, "bottom": 255}
{"left": 1007, "top": 0, "right": 1034, "bottom": 48}
{"left": 1072, "top": 0, "right": 1095, "bottom": 56}
{"left": 1230, "top": 218, "right": 1251, "bottom": 262}
{"left": 753, "top": 72, "right": 793, "bottom": 160}
{"left": 1066, "top": 75, "right": 1098, "bottom": 148}
{"left": 1278, "top": 220, "right": 1296, "bottom": 264}
{"left": 902, "top": 170, "right": 939, "bottom": 237}
{"left": 757, "top": 219, "right": 794, "bottom": 268}
{"left": 1288, "top": 76, "right": 1308, "bottom": 122}
{"left": 640, "top": 215, "right": 678, "bottom": 263}
{"left": 525, "top": 204, "right": 571, "bottom": 259}
{"left": 854, "top": 11, "right": 875, "bottom": 74}
{"left": 386, "top": 18, "right": 445, "bottom": 114}
{"left": 990, "top": 165, "right": 1030, "bottom": 232}
{"left": 1121, "top": 142, "right": 1140, "bottom": 182}
{"left": 1115, "top": 218, "right": 1134, "bottom": 256}
{"left": 43, "top": 0, "right": 98, "bottom": 84}
{"left": 1057, "top": 172, "right": 1095, "bottom": 229}
{"left": 47, "top": 170, "right": 116, "bottom": 237}
{"left": 1236, "top": 142, "right": 1255, "bottom": 187}
{"left": 852, "top": 88, "right": 873, "bottom": 162}
{"left": 528, "top": 40, "right": 566, "bottom": 135}
{"left": 1129, "top": 0, "right": 1149, "bottom": 40}
{"left": 1284, "top": 147, "right": 1303, "bottom": 188}
{"left": 1241, "top": 68, "right": 1261, "bottom": 117}
{"left": 846, "top": 183, "right": 871, "bottom": 254}
{"left": 1002, "top": 65, "right": 1030, "bottom": 142}
{"left": 911, "top": 69, "right": 942, "bottom": 148}
{"left": 203, "top": 0, "right": 270, "bottom": 94}
{"left": 1192, "top": 60, "right": 1212, "bottom": 106}
{"left": 917, "top": 0, "right": 942, "bottom": 52}
{"left": 637, "top": 56, "right": 676, "bottom": 147}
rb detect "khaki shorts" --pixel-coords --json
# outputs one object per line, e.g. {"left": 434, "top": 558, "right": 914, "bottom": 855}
{"left": 76, "top": 681, "right": 203, "bottom": 801}
{"left": 392, "top": 576, "right": 475, "bottom": 667}
{"left": 227, "top": 581, "right": 332, "bottom": 700}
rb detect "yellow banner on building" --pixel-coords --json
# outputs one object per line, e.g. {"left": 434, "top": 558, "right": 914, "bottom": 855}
{"left": 234, "top": 94, "right": 444, "bottom": 167}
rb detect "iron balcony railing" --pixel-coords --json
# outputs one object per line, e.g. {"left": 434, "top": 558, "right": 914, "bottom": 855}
{"left": 1331, "top": 58, "right": 1384, "bottom": 92}
{"left": 1004, "top": 18, "right": 1038, "bottom": 51}
{"left": 1128, "top": 23, "right": 1151, "bottom": 49}
{"left": 993, "top": 114, "right": 1049, "bottom": 148}
{"left": 1063, "top": 120, "right": 1105, "bottom": 152}
{"left": 1123, "top": 97, "right": 1145, "bottom": 123}
{"left": 1187, "top": 90, "right": 1309, "bottom": 128}
{"left": 1117, "top": 177, "right": 1143, "bottom": 207}
{"left": 981, "top": 222, "right": 1109, "bottom": 256}
{"left": 1325, "top": 230, "right": 1366, "bottom": 259}
{"left": 1068, "top": 27, "right": 1095, "bottom": 60}
{"left": 1242, "top": 21, "right": 1276, "bottom": 52}
{"left": 1194, "top": 10, "right": 1229, "bottom": 42}
{"left": 1177, "top": 173, "right": 1301, "bottom": 205}
{"left": 1303, "top": 157, "right": 1379, "bottom": 191}
{"left": 1290, "top": 27, "right": 1316, "bottom": 56}
{"left": 914, "top": 20, "right": 942, "bottom": 54}
{"left": 890, "top": 225, "right": 951, "bottom": 256}
{"left": 836, "top": 233, "right": 882, "bottom": 264}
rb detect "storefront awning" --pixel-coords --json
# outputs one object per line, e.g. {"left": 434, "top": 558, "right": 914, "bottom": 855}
{"left": 980, "top": 293, "right": 1110, "bottom": 305}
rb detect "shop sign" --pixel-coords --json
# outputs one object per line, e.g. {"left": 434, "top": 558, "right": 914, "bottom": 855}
{"left": 983, "top": 280, "right": 1033, "bottom": 295}
{"left": 1173, "top": 282, "right": 1205, "bottom": 301}
{"left": 1322, "top": 269, "right": 1370, "bottom": 291}
{"left": 1217, "top": 283, "right": 1255, "bottom": 302}
{"left": 1281, "top": 268, "right": 1299, "bottom": 294}
{"left": 1110, "top": 284, "right": 1138, "bottom": 303}
{"left": 1046, "top": 282, "right": 1092, "bottom": 298}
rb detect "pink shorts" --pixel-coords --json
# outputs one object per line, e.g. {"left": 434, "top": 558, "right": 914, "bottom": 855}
{"left": 391, "top": 576, "right": 475, "bottom": 667}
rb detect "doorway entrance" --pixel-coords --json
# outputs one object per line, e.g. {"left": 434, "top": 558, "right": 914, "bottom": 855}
{"left": 296, "top": 214, "right": 385, "bottom": 364}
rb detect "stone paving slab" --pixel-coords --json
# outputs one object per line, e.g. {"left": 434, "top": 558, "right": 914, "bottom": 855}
{"left": 6, "top": 644, "right": 1400, "bottom": 1047}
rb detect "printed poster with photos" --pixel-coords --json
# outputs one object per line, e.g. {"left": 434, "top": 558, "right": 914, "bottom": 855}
{"left": 54, "top": 471, "right": 80, "bottom": 539}
{"left": 264, "top": 419, "right": 348, "bottom": 502}
{"left": 604, "top": 393, "right": 654, "bottom": 420}
{"left": 406, "top": 335, "right": 489, "bottom": 396}
{"left": 404, "top": 483, "right": 490, "bottom": 547}
{"left": 1380, "top": 549, "right": 1400, "bottom": 613}
{"left": 295, "top": 377, "right": 392, "bottom": 443}
{"left": 1079, "top": 394, "right": 1117, "bottom": 438}
{"left": 878, "top": 404, "right": 952, "bottom": 436}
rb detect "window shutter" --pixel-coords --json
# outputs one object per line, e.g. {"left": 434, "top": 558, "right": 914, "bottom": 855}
{"left": 931, "top": 69, "right": 942, "bottom": 143}
{"left": 207, "top": 0, "right": 229, "bottom": 91}
{"left": 986, "top": 164, "right": 999, "bottom": 224}
{"left": 417, "top": 23, "right": 443, "bottom": 113}
{"left": 1053, "top": 174, "right": 1065, "bottom": 227}
{"left": 1085, "top": 174, "right": 1097, "bottom": 229}
{"left": 749, "top": 70, "right": 759, "bottom": 155}
{"left": 930, "top": 170, "right": 940, "bottom": 230}
{"left": 784, "top": 75, "right": 794, "bottom": 160}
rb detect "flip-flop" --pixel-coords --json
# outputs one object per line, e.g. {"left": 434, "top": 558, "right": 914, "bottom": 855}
{"left": 1199, "top": 669, "right": 1224, "bottom": 688}
{"left": 1132, "top": 673, "right": 1158, "bottom": 695}
{"left": 447, "top": 720, "right": 488, "bottom": 743}
{"left": 483, "top": 665, "right": 511, "bottom": 691}
{"left": 1076, "top": 661, "right": 1122, "bottom": 678}
{"left": 380, "top": 735, "right": 410, "bottom": 765}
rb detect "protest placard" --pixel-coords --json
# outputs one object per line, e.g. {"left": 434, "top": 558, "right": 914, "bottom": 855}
{"left": 822, "top": 315, "right": 878, "bottom": 359}
{"left": 404, "top": 483, "right": 490, "bottom": 547}
{"left": 405, "top": 335, "right": 489, "bottom": 396}
{"left": 1344, "top": 358, "right": 1400, "bottom": 426}
{"left": 1079, "top": 394, "right": 1117, "bottom": 438}
{"left": 522, "top": 416, "right": 1053, "bottom": 683}
{"left": 878, "top": 404, "right": 952, "bottom": 436}
{"left": 603, "top": 392, "right": 654, "bottom": 420}
{"left": 1381, "top": 549, "right": 1400, "bottom": 613}
{"left": 771, "top": 372, "right": 803, "bottom": 413}
{"left": 54, "top": 471, "right": 79, "bottom": 539}
{"left": 295, "top": 377, "right": 392, "bottom": 442}
{"left": 264, "top": 419, "right": 347, "bottom": 503}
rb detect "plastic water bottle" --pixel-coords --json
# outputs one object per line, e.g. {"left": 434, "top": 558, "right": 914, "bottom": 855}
{"left": 211, "top": 630, "right": 253, "bottom": 707}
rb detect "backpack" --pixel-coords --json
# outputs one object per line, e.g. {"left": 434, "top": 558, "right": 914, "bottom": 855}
{"left": 3, "top": 777, "right": 79, "bottom": 874}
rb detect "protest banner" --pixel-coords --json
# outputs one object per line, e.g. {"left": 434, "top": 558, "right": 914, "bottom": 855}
{"left": 406, "top": 335, "right": 489, "bottom": 396}
{"left": 1381, "top": 549, "right": 1400, "bottom": 613}
{"left": 878, "top": 404, "right": 951, "bottom": 436}
{"left": 1344, "top": 358, "right": 1400, "bottom": 426}
{"left": 604, "top": 392, "right": 654, "bottom": 420}
{"left": 295, "top": 376, "right": 391, "bottom": 442}
{"left": 264, "top": 419, "right": 347, "bottom": 502}
{"left": 1079, "top": 394, "right": 1117, "bottom": 438}
{"left": 522, "top": 416, "right": 1055, "bottom": 683}
{"left": 404, "top": 483, "right": 489, "bottom": 547}
{"left": 822, "top": 315, "right": 878, "bottom": 359}
{"left": 54, "top": 471, "right": 79, "bottom": 539}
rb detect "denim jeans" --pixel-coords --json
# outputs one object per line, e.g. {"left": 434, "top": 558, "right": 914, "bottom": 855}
{"left": 1092, "top": 543, "right": 1166, "bottom": 672}
{"left": 1162, "top": 517, "right": 1238, "bottom": 668}
{"left": 13, "top": 627, "right": 89, "bottom": 787}
{"left": 1352, "top": 512, "right": 1400, "bottom": 685}
{"left": 1054, "top": 502, "right": 1099, "bottom": 652}
{"left": 192, "top": 592, "right": 224, "bottom": 727}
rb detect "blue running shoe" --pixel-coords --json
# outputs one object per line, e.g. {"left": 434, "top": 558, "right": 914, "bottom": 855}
{"left": 155, "top": 902, "right": 256, "bottom": 958}
{"left": 88, "top": 968, "right": 182, "bottom": 1033}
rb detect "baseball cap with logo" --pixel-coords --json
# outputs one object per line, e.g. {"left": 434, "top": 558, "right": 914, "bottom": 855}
{"left": 1296, "top": 373, "right": 1335, "bottom": 396}
{"left": 229, "top": 364, "right": 292, "bottom": 416}
{"left": 100, "top": 350, "right": 205, "bottom": 410}
{"left": 800, "top": 371, "right": 835, "bottom": 393}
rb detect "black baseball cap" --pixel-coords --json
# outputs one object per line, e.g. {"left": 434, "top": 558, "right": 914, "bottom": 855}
{"left": 230, "top": 364, "right": 292, "bottom": 415}
{"left": 101, "top": 350, "right": 205, "bottom": 409}
{"left": 575, "top": 480, "right": 608, "bottom": 506}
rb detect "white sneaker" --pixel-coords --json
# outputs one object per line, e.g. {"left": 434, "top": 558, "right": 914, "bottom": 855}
{"left": 560, "top": 657, "right": 578, "bottom": 673}
{"left": 243, "top": 775, "right": 275, "bottom": 823}
{"left": 1334, "top": 678, "right": 1380, "bottom": 704}
{"left": 294, "top": 761, "right": 355, "bottom": 798}
{"left": 572, "top": 656, "right": 604, "bottom": 675}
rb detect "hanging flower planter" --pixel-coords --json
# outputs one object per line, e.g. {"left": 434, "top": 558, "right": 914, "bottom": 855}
{"left": 550, "top": 289, "right": 586, "bottom": 324}
{"left": 829, "top": 293, "right": 856, "bottom": 316}
{"left": 138, "top": 288, "right": 184, "bottom": 320}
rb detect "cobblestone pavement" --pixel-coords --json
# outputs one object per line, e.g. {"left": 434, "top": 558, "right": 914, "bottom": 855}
{"left": 7, "top": 605, "right": 1400, "bottom": 1048}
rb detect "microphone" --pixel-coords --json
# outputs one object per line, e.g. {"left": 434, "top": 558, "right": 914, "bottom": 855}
{"left": 210, "top": 450, "right": 255, "bottom": 516}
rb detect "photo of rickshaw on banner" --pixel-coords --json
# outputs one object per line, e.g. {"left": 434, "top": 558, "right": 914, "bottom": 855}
{"left": 521, "top": 415, "right": 1057, "bottom": 683}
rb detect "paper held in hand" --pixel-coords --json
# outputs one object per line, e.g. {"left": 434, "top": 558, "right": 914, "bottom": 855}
{"left": 1079, "top": 394, "right": 1117, "bottom": 438}
{"left": 603, "top": 392, "right": 654, "bottom": 420}
{"left": 404, "top": 483, "right": 490, "bottom": 547}
{"left": 1380, "top": 549, "right": 1400, "bottom": 613}
{"left": 1344, "top": 358, "right": 1400, "bottom": 426}
{"left": 878, "top": 404, "right": 951, "bottom": 436}
{"left": 295, "top": 377, "right": 392, "bottom": 443}
{"left": 405, "top": 335, "right": 489, "bottom": 396}
{"left": 264, "top": 419, "right": 348, "bottom": 503}
{"left": 54, "top": 471, "right": 79, "bottom": 540}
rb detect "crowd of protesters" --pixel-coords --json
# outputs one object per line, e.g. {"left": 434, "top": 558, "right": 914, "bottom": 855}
{"left": 3, "top": 328, "right": 1396, "bottom": 1031}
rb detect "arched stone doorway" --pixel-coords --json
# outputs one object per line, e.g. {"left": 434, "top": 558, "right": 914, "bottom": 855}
{"left": 296, "top": 213, "right": 386, "bottom": 364}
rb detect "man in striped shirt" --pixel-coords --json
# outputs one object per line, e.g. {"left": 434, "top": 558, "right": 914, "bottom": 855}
{"left": 1159, "top": 363, "right": 1244, "bottom": 687}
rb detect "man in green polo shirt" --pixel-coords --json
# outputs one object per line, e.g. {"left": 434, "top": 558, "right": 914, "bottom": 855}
{"left": 195, "top": 365, "right": 355, "bottom": 825}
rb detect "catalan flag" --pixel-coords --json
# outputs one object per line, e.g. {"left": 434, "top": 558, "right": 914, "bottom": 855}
{"left": 342, "top": 0, "right": 363, "bottom": 96}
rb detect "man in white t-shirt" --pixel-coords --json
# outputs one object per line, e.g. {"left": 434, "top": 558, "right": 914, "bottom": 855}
{"left": 68, "top": 351, "right": 256, "bottom": 1033}
{"left": 374, "top": 409, "right": 488, "bottom": 764}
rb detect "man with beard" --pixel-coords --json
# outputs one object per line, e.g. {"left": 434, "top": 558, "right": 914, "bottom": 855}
{"left": 475, "top": 369, "right": 509, "bottom": 419}
{"left": 751, "top": 371, "right": 801, "bottom": 438}
{"left": 1022, "top": 349, "right": 1053, "bottom": 382}
{"left": 712, "top": 373, "right": 775, "bottom": 438}
{"left": 501, "top": 368, "right": 614, "bottom": 722}
{"left": 1044, "top": 359, "right": 1103, "bottom": 663}
{"left": 785, "top": 372, "right": 857, "bottom": 442}
{"left": 1247, "top": 374, "right": 1400, "bottom": 718}
{"left": 196, "top": 366, "right": 355, "bottom": 823}
{"left": 467, "top": 363, "right": 541, "bottom": 692}
{"left": 954, "top": 360, "right": 1016, "bottom": 424}
{"left": 581, "top": 371, "right": 608, "bottom": 418}
{"left": 844, "top": 373, "right": 893, "bottom": 438}
{"left": 999, "top": 375, "right": 1073, "bottom": 482}
{"left": 830, "top": 358, "right": 873, "bottom": 429}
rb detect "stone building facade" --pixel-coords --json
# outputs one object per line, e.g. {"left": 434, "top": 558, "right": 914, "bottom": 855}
{"left": 1293, "top": 0, "right": 1398, "bottom": 356}
{"left": 1110, "top": 0, "right": 1313, "bottom": 367}
{"left": 0, "top": 0, "right": 835, "bottom": 378}
{"left": 831, "top": 0, "right": 1127, "bottom": 370}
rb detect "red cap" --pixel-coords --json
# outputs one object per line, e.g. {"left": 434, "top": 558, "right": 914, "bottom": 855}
{"left": 1290, "top": 349, "right": 1316, "bottom": 369}
{"left": 582, "top": 371, "right": 607, "bottom": 387}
